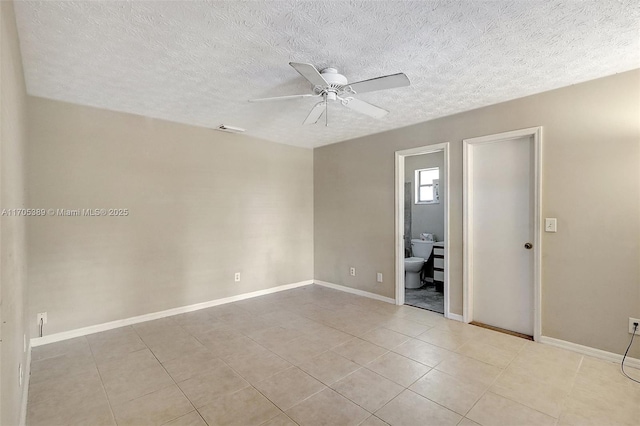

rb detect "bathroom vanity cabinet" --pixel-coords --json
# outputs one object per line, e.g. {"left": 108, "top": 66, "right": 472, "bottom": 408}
{"left": 433, "top": 242, "right": 445, "bottom": 292}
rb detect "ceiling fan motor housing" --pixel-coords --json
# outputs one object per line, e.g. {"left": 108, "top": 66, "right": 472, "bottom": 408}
{"left": 320, "top": 68, "right": 348, "bottom": 86}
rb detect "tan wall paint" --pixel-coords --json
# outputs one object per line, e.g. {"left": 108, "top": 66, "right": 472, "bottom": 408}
{"left": 314, "top": 70, "right": 640, "bottom": 357}
{"left": 1, "top": 1, "right": 30, "bottom": 424}
{"left": 27, "top": 97, "right": 314, "bottom": 336}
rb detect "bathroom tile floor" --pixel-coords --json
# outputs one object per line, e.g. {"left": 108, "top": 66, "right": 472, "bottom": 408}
{"left": 27, "top": 284, "right": 640, "bottom": 426}
{"left": 404, "top": 284, "right": 444, "bottom": 313}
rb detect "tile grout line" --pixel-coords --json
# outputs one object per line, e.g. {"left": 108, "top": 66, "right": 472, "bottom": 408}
{"left": 36, "top": 288, "right": 615, "bottom": 426}
{"left": 239, "top": 308, "right": 369, "bottom": 413}
{"left": 40, "top": 297, "right": 430, "bottom": 423}
{"left": 194, "top": 304, "right": 464, "bottom": 420}
{"left": 179, "top": 308, "right": 323, "bottom": 425}
{"left": 331, "top": 364, "right": 422, "bottom": 423}
{"left": 159, "top": 325, "right": 283, "bottom": 425}
{"left": 206, "top": 345, "right": 296, "bottom": 424}
{"left": 328, "top": 366, "right": 398, "bottom": 417}
{"left": 250, "top": 365, "right": 325, "bottom": 423}
{"left": 236, "top": 335, "right": 320, "bottom": 426}
{"left": 334, "top": 335, "right": 479, "bottom": 422}
{"left": 400, "top": 370, "right": 473, "bottom": 422}
{"left": 552, "top": 353, "right": 585, "bottom": 426}
{"left": 85, "top": 335, "right": 120, "bottom": 426}
{"left": 460, "top": 339, "right": 565, "bottom": 424}
{"left": 468, "top": 333, "right": 534, "bottom": 418}
{"left": 229, "top": 305, "right": 401, "bottom": 422}
{"left": 130, "top": 321, "right": 202, "bottom": 426}
{"left": 398, "top": 327, "right": 530, "bottom": 422}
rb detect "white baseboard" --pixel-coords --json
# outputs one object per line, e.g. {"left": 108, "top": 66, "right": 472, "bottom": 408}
{"left": 539, "top": 335, "right": 640, "bottom": 369}
{"left": 314, "top": 280, "right": 396, "bottom": 304}
{"left": 19, "top": 344, "right": 31, "bottom": 426}
{"left": 446, "top": 313, "right": 463, "bottom": 322}
{"left": 31, "top": 280, "right": 313, "bottom": 347}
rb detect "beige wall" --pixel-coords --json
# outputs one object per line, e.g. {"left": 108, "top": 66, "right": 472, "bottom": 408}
{"left": 1, "top": 2, "right": 30, "bottom": 424}
{"left": 315, "top": 70, "right": 640, "bottom": 357}
{"left": 27, "top": 98, "right": 313, "bottom": 336}
{"left": 405, "top": 152, "right": 445, "bottom": 242}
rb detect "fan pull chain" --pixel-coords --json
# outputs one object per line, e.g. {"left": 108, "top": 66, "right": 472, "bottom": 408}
{"left": 325, "top": 96, "right": 328, "bottom": 127}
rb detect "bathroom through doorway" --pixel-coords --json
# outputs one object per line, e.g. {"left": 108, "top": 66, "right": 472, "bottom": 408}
{"left": 395, "top": 143, "right": 450, "bottom": 317}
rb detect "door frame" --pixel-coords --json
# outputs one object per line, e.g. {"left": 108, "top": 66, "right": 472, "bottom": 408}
{"left": 463, "top": 127, "right": 542, "bottom": 340}
{"left": 395, "top": 143, "right": 452, "bottom": 318}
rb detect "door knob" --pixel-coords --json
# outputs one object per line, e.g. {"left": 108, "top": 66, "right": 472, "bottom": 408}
{"left": 524, "top": 243, "right": 533, "bottom": 249}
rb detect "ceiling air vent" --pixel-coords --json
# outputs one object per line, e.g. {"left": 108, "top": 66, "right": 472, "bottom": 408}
{"left": 216, "top": 124, "right": 245, "bottom": 133}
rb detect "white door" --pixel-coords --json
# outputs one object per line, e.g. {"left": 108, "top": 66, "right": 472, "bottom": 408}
{"left": 468, "top": 135, "right": 534, "bottom": 335}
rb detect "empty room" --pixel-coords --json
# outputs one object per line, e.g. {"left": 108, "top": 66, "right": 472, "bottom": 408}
{"left": 1, "top": 1, "right": 639, "bottom": 425}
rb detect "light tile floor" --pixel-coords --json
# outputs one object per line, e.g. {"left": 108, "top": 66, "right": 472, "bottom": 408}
{"left": 27, "top": 285, "right": 640, "bottom": 426}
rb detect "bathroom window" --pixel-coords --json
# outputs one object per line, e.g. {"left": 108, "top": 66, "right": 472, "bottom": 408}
{"left": 415, "top": 167, "right": 440, "bottom": 204}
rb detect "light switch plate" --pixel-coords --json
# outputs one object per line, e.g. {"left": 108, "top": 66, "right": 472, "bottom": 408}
{"left": 545, "top": 218, "right": 557, "bottom": 232}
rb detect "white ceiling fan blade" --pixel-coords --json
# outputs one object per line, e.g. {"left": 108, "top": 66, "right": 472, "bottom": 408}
{"left": 346, "top": 73, "right": 410, "bottom": 94}
{"left": 303, "top": 101, "right": 326, "bottom": 125}
{"left": 249, "top": 93, "right": 317, "bottom": 103}
{"left": 342, "top": 97, "right": 389, "bottom": 119}
{"left": 290, "top": 62, "right": 328, "bottom": 88}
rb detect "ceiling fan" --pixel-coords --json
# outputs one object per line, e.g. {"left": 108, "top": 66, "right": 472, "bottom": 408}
{"left": 249, "top": 62, "right": 410, "bottom": 125}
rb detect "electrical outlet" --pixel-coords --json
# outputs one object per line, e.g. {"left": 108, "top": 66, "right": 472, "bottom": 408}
{"left": 629, "top": 318, "right": 640, "bottom": 335}
{"left": 349, "top": 267, "right": 356, "bottom": 276}
{"left": 377, "top": 273, "right": 383, "bottom": 283}
{"left": 234, "top": 272, "right": 241, "bottom": 282}
{"left": 37, "top": 312, "right": 47, "bottom": 325}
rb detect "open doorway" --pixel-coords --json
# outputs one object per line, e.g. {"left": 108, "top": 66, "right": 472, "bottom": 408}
{"left": 395, "top": 143, "right": 450, "bottom": 317}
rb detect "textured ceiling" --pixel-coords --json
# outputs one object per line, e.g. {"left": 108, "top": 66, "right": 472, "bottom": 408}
{"left": 14, "top": 1, "right": 640, "bottom": 148}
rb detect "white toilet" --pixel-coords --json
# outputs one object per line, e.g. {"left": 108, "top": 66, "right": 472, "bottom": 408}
{"left": 404, "top": 257, "right": 424, "bottom": 289}
{"left": 404, "top": 239, "right": 434, "bottom": 289}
